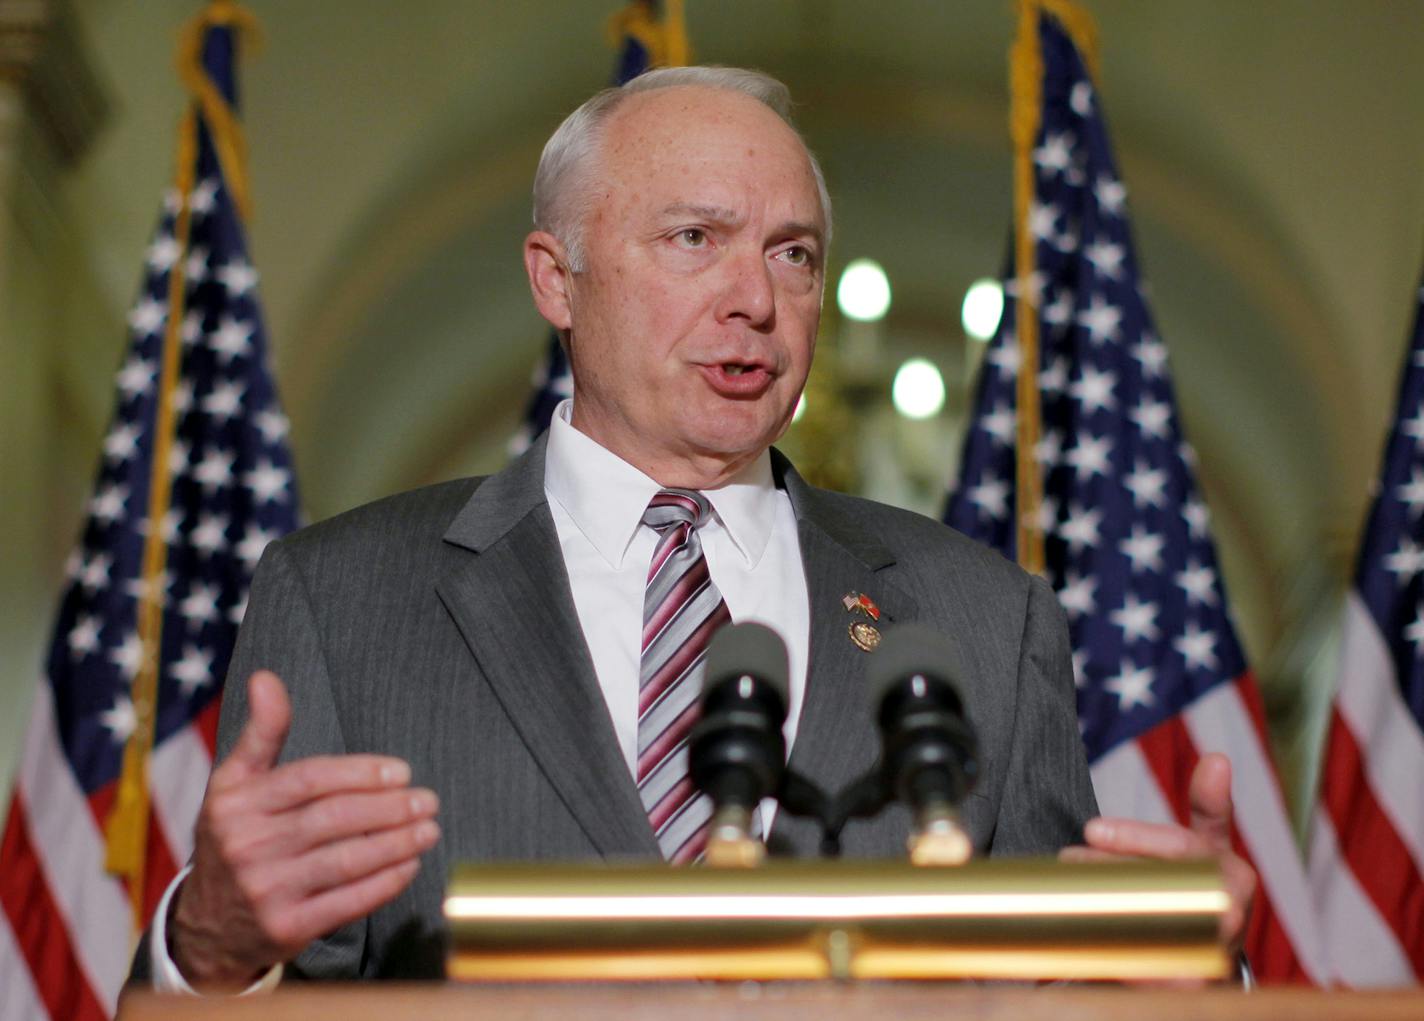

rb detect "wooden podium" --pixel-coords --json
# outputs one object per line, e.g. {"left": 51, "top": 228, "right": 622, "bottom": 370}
{"left": 120, "top": 983, "right": 1424, "bottom": 1020}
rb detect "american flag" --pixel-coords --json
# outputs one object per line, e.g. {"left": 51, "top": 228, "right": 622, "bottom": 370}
{"left": 0, "top": 14, "right": 297, "bottom": 1020}
{"left": 1309, "top": 274, "right": 1424, "bottom": 985}
{"left": 510, "top": 0, "right": 685, "bottom": 456}
{"left": 944, "top": 8, "right": 1327, "bottom": 983}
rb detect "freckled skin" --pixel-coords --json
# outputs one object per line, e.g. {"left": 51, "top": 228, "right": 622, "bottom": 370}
{"left": 524, "top": 86, "right": 827, "bottom": 489}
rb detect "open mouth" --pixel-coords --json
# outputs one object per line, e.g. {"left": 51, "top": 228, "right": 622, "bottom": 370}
{"left": 701, "top": 362, "right": 774, "bottom": 397}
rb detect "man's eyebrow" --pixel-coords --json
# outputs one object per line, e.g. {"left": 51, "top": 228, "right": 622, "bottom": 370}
{"left": 658, "top": 203, "right": 743, "bottom": 224}
{"left": 655, "top": 205, "right": 825, "bottom": 247}
{"left": 778, "top": 220, "right": 825, "bottom": 245}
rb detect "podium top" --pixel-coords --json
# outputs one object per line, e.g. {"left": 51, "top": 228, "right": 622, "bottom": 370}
{"left": 119, "top": 984, "right": 1424, "bottom": 1021}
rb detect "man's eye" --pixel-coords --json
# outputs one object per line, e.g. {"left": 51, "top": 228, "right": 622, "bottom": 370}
{"left": 675, "top": 228, "right": 708, "bottom": 248}
{"left": 779, "top": 245, "right": 813, "bottom": 267}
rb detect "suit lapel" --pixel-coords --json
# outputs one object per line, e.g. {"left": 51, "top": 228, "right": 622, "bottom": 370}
{"left": 436, "top": 438, "right": 659, "bottom": 859}
{"left": 770, "top": 456, "right": 917, "bottom": 854}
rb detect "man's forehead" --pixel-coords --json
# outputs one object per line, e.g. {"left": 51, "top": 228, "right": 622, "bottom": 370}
{"left": 600, "top": 85, "right": 824, "bottom": 221}
{"left": 613, "top": 82, "right": 766, "bottom": 122}
{"left": 606, "top": 85, "right": 802, "bottom": 158}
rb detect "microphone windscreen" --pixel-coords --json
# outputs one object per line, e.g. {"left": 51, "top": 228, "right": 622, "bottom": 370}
{"left": 866, "top": 623, "right": 964, "bottom": 707}
{"left": 704, "top": 621, "right": 791, "bottom": 705}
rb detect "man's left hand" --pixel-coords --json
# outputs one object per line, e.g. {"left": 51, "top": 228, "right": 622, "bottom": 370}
{"left": 1059, "top": 752, "right": 1257, "bottom": 959}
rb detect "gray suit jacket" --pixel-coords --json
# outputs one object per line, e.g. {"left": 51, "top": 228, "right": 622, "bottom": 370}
{"left": 138, "top": 437, "right": 1096, "bottom": 981}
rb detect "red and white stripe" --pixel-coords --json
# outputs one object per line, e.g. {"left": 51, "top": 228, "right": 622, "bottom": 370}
{"left": 1310, "top": 593, "right": 1424, "bottom": 986}
{"left": 1090, "top": 673, "right": 1330, "bottom": 985}
{"left": 0, "top": 681, "right": 216, "bottom": 1019}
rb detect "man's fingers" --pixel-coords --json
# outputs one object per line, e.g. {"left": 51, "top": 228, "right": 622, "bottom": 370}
{"left": 222, "top": 671, "right": 293, "bottom": 781}
{"left": 1078, "top": 760, "right": 1254, "bottom": 960}
{"left": 256, "top": 818, "right": 439, "bottom": 913}
{"left": 302, "top": 819, "right": 440, "bottom": 895}
{"left": 240, "top": 755, "right": 413, "bottom": 814}
{"left": 274, "top": 858, "right": 424, "bottom": 955}
{"left": 282, "top": 788, "right": 439, "bottom": 855}
{"left": 211, "top": 787, "right": 439, "bottom": 866}
{"left": 1083, "top": 817, "right": 1212, "bottom": 859}
{"left": 1188, "top": 753, "right": 1235, "bottom": 854}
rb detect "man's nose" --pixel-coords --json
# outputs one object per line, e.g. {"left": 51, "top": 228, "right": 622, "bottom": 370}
{"left": 715, "top": 249, "right": 776, "bottom": 329}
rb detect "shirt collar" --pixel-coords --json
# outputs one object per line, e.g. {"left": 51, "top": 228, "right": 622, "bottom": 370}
{"left": 543, "top": 399, "right": 779, "bottom": 570}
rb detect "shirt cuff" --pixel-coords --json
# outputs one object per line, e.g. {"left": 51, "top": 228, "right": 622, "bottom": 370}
{"left": 151, "top": 865, "right": 284, "bottom": 995}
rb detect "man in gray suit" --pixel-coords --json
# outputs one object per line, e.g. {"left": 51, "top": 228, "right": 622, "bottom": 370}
{"left": 149, "top": 66, "right": 1253, "bottom": 989}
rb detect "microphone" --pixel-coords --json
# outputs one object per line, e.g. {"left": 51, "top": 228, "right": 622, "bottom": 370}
{"left": 867, "top": 624, "right": 979, "bottom": 865}
{"left": 689, "top": 622, "right": 790, "bottom": 864}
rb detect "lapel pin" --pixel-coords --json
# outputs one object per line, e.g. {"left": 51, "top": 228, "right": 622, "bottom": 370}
{"left": 848, "top": 620, "right": 882, "bottom": 652}
{"left": 841, "top": 591, "right": 882, "bottom": 621}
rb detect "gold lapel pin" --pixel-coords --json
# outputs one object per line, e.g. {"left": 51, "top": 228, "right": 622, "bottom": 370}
{"left": 842, "top": 591, "right": 884, "bottom": 651}
{"left": 848, "top": 620, "right": 882, "bottom": 652}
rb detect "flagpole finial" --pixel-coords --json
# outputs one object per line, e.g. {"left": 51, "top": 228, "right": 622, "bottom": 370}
{"left": 173, "top": 1, "right": 262, "bottom": 222}
{"left": 607, "top": 0, "right": 693, "bottom": 72}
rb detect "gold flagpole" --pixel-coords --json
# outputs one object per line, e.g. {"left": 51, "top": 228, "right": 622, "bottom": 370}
{"left": 1008, "top": 0, "right": 1098, "bottom": 576}
{"left": 104, "top": 0, "right": 260, "bottom": 933}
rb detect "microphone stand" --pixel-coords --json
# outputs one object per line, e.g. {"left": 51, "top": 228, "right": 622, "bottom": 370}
{"left": 705, "top": 804, "right": 763, "bottom": 867}
{"left": 905, "top": 798, "right": 973, "bottom": 866}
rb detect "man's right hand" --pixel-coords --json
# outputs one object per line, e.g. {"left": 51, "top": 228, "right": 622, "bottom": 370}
{"left": 170, "top": 670, "right": 440, "bottom": 987}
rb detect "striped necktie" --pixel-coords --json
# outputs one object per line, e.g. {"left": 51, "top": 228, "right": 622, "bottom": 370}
{"left": 638, "top": 488, "right": 731, "bottom": 862}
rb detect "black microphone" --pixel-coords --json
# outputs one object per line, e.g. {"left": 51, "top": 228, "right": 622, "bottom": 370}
{"left": 867, "top": 624, "right": 979, "bottom": 863}
{"left": 689, "top": 622, "right": 790, "bottom": 818}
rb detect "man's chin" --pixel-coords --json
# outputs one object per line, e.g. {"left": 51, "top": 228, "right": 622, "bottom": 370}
{"left": 680, "top": 424, "right": 785, "bottom": 468}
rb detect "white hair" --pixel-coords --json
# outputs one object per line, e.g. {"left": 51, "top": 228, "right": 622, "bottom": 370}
{"left": 532, "top": 66, "right": 833, "bottom": 272}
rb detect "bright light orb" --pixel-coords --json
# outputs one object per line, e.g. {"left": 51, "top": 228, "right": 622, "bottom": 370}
{"left": 892, "top": 358, "right": 946, "bottom": 420}
{"left": 837, "top": 258, "right": 892, "bottom": 322}
{"left": 961, "top": 278, "right": 1004, "bottom": 341}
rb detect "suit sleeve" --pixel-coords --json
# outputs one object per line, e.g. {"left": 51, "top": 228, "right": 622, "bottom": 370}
{"left": 126, "top": 538, "right": 368, "bottom": 988}
{"left": 988, "top": 574, "right": 1099, "bottom": 854}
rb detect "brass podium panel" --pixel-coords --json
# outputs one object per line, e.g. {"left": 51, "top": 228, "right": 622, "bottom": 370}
{"left": 445, "top": 858, "right": 1229, "bottom": 982}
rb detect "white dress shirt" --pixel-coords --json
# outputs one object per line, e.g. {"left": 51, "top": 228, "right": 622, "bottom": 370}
{"left": 544, "top": 399, "right": 811, "bottom": 795}
{"left": 153, "top": 399, "right": 810, "bottom": 991}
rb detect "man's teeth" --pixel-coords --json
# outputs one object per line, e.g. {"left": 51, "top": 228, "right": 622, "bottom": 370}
{"left": 724, "top": 365, "right": 747, "bottom": 375}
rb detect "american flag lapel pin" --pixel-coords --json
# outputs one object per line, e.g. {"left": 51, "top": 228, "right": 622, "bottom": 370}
{"left": 842, "top": 591, "right": 883, "bottom": 651}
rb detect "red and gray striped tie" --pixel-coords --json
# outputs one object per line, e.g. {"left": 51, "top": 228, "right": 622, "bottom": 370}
{"left": 638, "top": 488, "right": 732, "bottom": 863}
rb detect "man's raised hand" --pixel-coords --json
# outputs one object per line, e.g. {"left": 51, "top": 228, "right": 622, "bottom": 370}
{"left": 169, "top": 670, "right": 440, "bottom": 987}
{"left": 1060, "top": 752, "right": 1257, "bottom": 958}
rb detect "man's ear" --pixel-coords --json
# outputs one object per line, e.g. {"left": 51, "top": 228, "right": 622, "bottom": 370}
{"left": 524, "top": 231, "right": 574, "bottom": 331}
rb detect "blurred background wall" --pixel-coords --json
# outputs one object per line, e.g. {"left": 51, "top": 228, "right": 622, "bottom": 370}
{"left": 3, "top": 0, "right": 1423, "bottom": 831}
